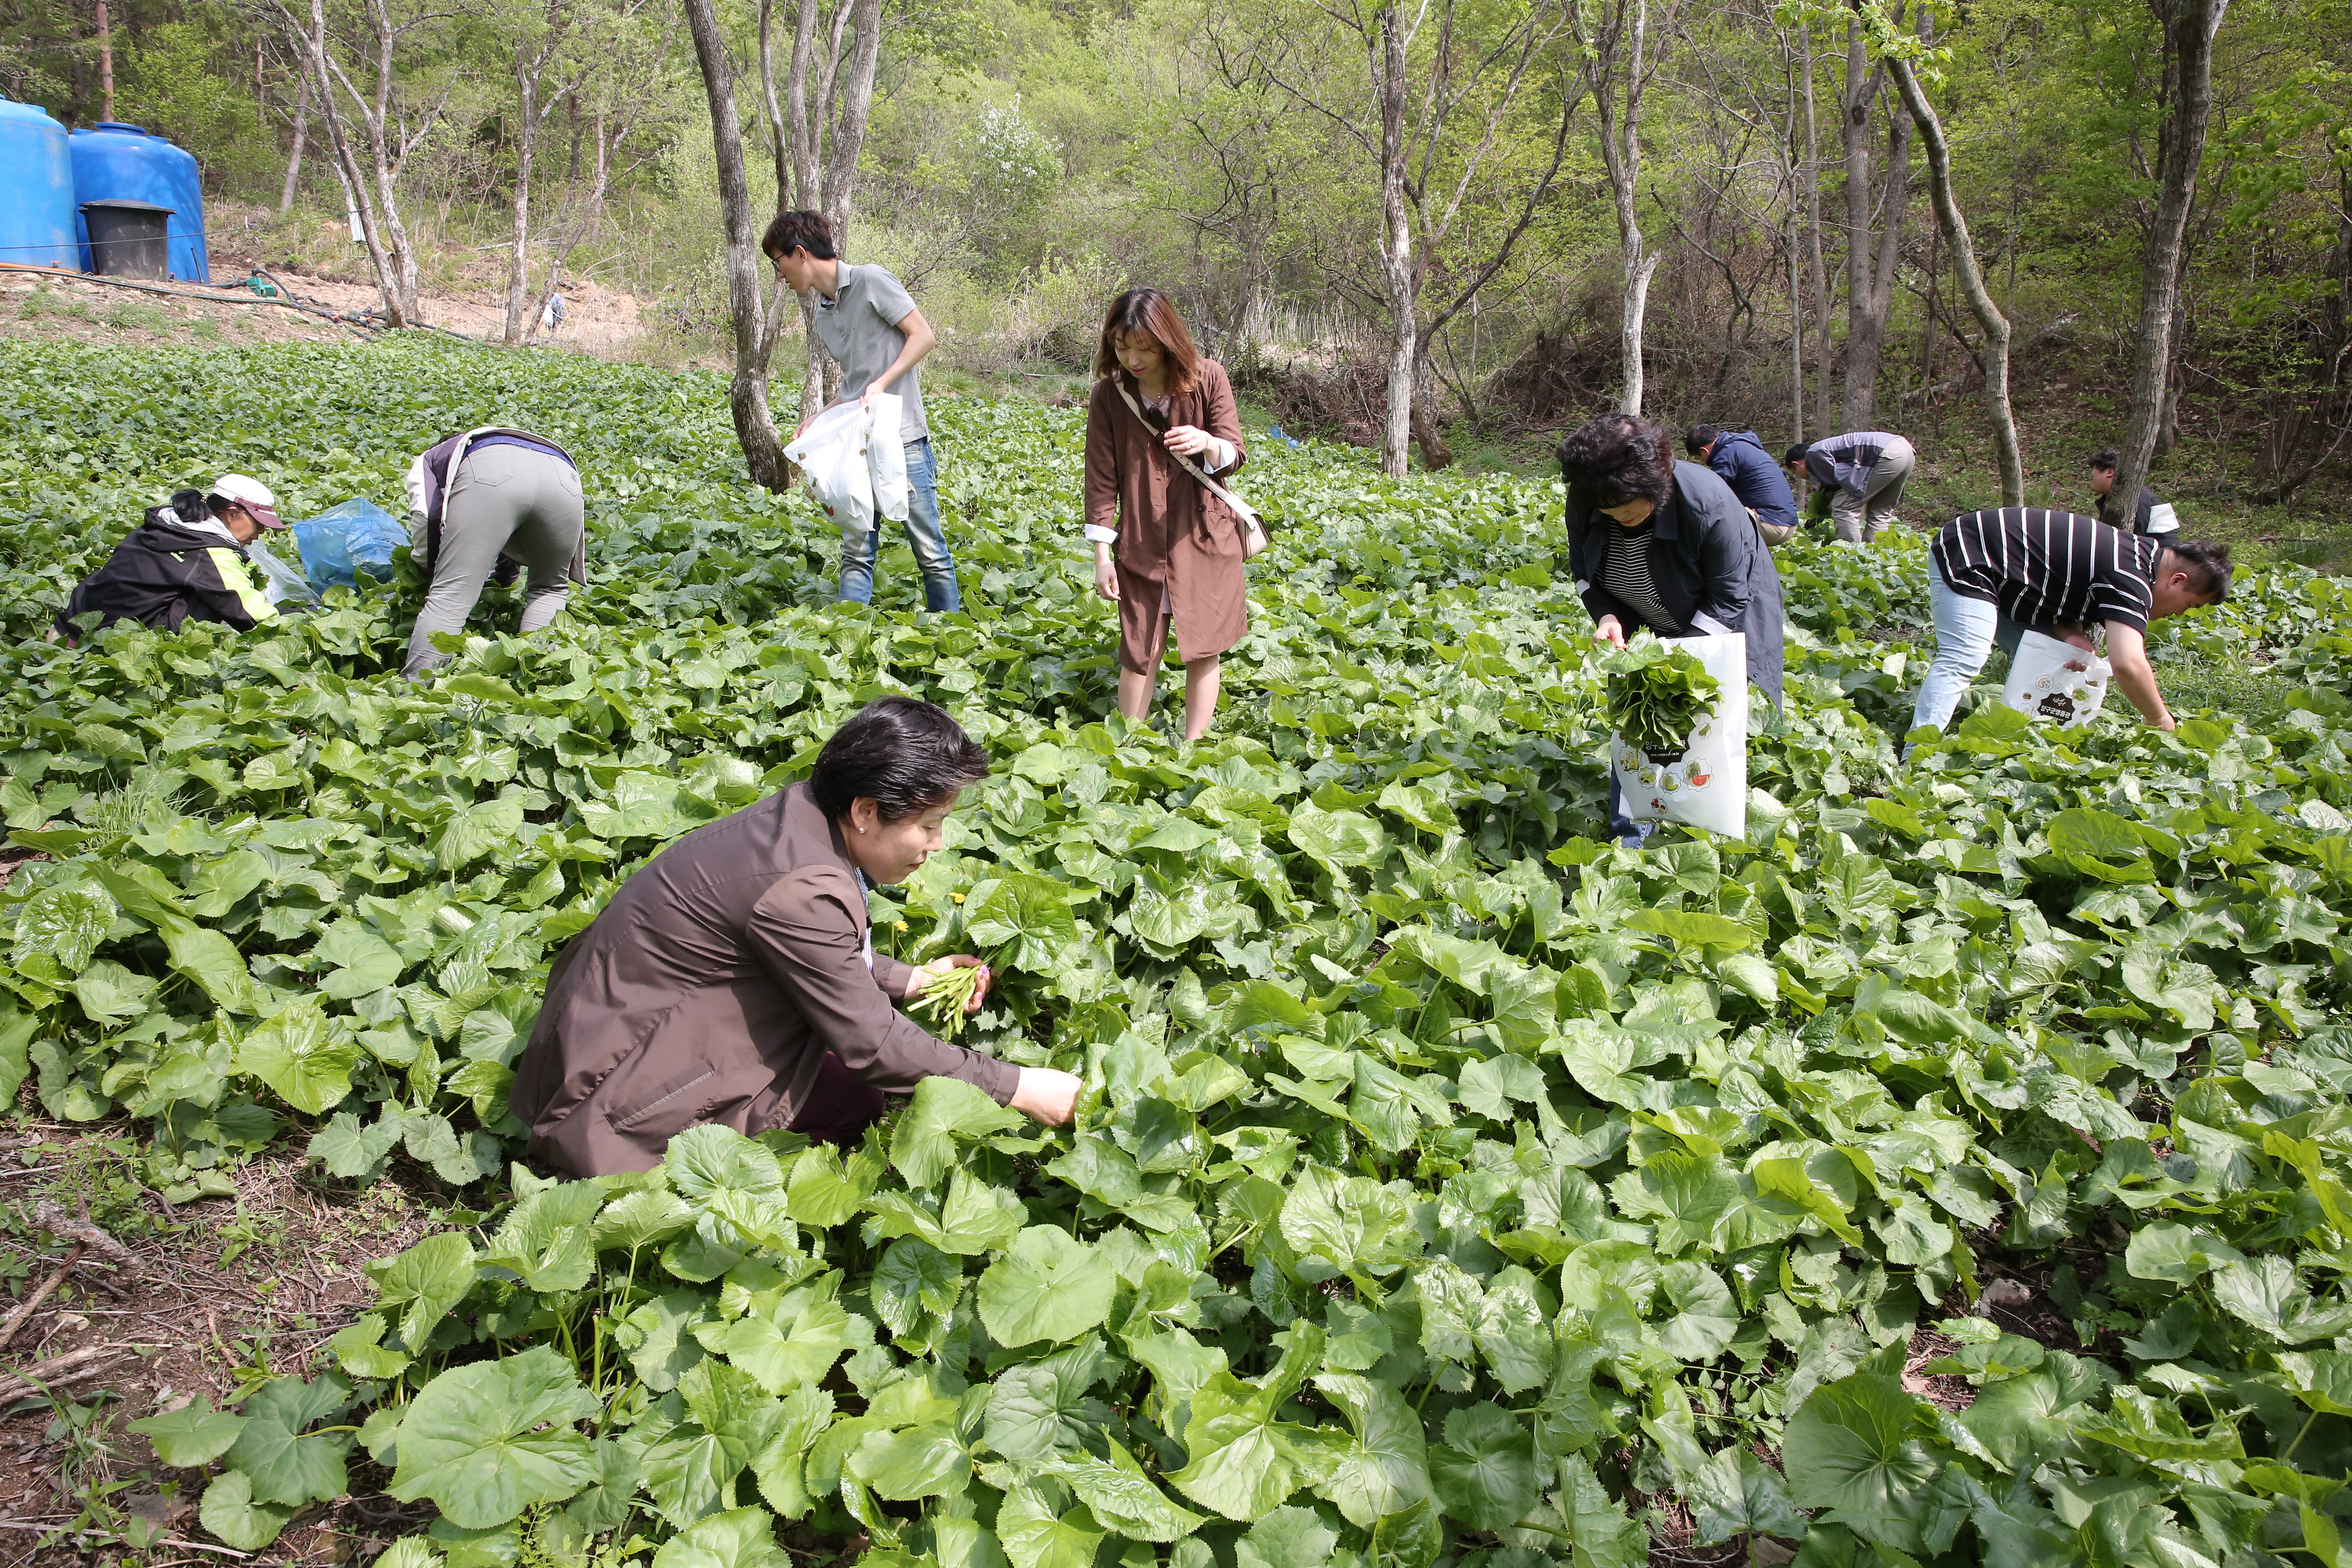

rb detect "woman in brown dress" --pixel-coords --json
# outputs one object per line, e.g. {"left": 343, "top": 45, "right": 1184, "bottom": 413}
{"left": 1083, "top": 290, "right": 1250, "bottom": 741}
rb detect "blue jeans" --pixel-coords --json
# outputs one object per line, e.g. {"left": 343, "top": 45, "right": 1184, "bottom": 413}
{"left": 1911, "top": 557, "right": 2025, "bottom": 737}
{"left": 1605, "top": 773, "right": 1653, "bottom": 849}
{"left": 838, "top": 437, "right": 960, "bottom": 612}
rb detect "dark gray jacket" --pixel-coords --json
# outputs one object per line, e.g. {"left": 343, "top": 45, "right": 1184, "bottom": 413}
{"left": 1566, "top": 459, "right": 1786, "bottom": 708}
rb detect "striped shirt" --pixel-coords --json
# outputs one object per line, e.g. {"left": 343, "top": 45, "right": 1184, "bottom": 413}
{"left": 1601, "top": 519, "right": 1678, "bottom": 633}
{"left": 1932, "top": 508, "right": 2161, "bottom": 631}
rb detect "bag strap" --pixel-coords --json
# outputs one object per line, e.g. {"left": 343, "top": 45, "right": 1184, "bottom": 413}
{"left": 1115, "top": 381, "right": 1260, "bottom": 525}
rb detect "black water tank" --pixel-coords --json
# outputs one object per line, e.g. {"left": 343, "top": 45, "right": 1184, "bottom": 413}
{"left": 80, "top": 198, "right": 172, "bottom": 280}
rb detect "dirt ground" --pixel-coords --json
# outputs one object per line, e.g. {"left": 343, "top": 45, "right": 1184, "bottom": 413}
{"left": 0, "top": 250, "right": 650, "bottom": 362}
{"left": 0, "top": 1127, "right": 444, "bottom": 1567}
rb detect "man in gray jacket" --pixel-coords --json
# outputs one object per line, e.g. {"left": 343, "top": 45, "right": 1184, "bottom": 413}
{"left": 1784, "top": 430, "right": 1915, "bottom": 545}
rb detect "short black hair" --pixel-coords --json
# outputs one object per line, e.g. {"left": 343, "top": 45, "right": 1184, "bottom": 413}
{"left": 2163, "top": 539, "right": 2232, "bottom": 603}
{"left": 809, "top": 696, "right": 989, "bottom": 822}
{"left": 1782, "top": 443, "right": 1810, "bottom": 468}
{"left": 2087, "top": 448, "right": 2120, "bottom": 472}
{"left": 1557, "top": 413, "right": 1676, "bottom": 512}
{"left": 1684, "top": 425, "right": 1722, "bottom": 457}
{"left": 762, "top": 209, "right": 836, "bottom": 262}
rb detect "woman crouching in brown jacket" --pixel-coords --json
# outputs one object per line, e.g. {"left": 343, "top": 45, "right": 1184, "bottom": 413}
{"left": 509, "top": 697, "right": 1082, "bottom": 1177}
{"left": 1084, "top": 289, "right": 1250, "bottom": 742}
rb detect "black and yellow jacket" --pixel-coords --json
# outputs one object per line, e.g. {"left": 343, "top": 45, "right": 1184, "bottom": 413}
{"left": 56, "top": 510, "right": 279, "bottom": 639}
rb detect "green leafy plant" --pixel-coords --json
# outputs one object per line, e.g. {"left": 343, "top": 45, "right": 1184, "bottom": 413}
{"left": 4, "top": 336, "right": 2352, "bottom": 1568}
{"left": 1602, "top": 635, "right": 1721, "bottom": 753}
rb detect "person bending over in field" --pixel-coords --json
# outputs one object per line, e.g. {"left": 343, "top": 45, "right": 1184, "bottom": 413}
{"left": 1910, "top": 508, "right": 2230, "bottom": 740}
{"left": 1783, "top": 429, "right": 1914, "bottom": 545}
{"left": 1560, "top": 413, "right": 1786, "bottom": 848}
{"left": 510, "top": 696, "right": 1082, "bottom": 1177}
{"left": 1084, "top": 288, "right": 1250, "bottom": 742}
{"left": 1685, "top": 425, "right": 1800, "bottom": 547}
{"left": 54, "top": 477, "right": 286, "bottom": 642}
{"left": 402, "top": 427, "right": 586, "bottom": 677}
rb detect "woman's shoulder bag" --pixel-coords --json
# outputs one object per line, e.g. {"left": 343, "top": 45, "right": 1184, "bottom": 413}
{"left": 1115, "top": 380, "right": 1270, "bottom": 559}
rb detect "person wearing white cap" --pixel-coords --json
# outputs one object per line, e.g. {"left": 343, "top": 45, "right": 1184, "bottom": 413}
{"left": 53, "top": 476, "right": 288, "bottom": 642}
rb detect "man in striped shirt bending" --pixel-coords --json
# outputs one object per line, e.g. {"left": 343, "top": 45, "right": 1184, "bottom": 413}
{"left": 1909, "top": 507, "right": 2232, "bottom": 740}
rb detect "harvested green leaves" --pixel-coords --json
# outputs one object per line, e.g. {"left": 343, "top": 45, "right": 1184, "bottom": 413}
{"left": 909, "top": 962, "right": 984, "bottom": 1036}
{"left": 1603, "top": 635, "right": 1722, "bottom": 753}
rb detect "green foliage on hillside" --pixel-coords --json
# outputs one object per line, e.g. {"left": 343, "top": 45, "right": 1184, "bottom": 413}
{"left": 7, "top": 337, "right": 2352, "bottom": 1566}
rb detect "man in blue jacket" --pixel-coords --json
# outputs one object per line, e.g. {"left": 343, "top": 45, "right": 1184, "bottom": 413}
{"left": 1685, "top": 427, "right": 1799, "bottom": 546}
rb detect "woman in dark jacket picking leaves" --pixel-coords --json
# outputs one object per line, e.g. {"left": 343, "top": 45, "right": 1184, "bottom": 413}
{"left": 1559, "top": 412, "right": 1786, "bottom": 845}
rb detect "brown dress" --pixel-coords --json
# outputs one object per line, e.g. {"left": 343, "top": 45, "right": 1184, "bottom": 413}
{"left": 1083, "top": 361, "right": 1250, "bottom": 672}
{"left": 508, "top": 782, "right": 1017, "bottom": 1176}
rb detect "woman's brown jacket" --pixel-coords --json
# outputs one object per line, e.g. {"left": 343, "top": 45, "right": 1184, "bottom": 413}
{"left": 508, "top": 782, "right": 1017, "bottom": 1176}
{"left": 1083, "top": 360, "right": 1250, "bottom": 672}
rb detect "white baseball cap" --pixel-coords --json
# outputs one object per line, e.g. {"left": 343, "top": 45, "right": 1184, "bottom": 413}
{"left": 210, "top": 474, "right": 285, "bottom": 530}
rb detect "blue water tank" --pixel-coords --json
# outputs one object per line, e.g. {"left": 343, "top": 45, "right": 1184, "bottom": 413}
{"left": 69, "top": 122, "right": 208, "bottom": 283}
{"left": 0, "top": 100, "right": 77, "bottom": 270}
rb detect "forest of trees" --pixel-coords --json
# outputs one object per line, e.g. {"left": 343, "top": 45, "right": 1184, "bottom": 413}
{"left": 4, "top": 0, "right": 2346, "bottom": 508}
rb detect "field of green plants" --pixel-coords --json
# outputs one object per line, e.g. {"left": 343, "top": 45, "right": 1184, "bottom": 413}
{"left": 6, "top": 334, "right": 2352, "bottom": 1568}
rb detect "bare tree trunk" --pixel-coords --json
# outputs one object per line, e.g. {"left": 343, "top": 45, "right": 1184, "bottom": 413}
{"left": 1800, "top": 22, "right": 1832, "bottom": 434}
{"left": 1888, "top": 55, "right": 2019, "bottom": 503}
{"left": 1836, "top": 13, "right": 1911, "bottom": 428}
{"left": 278, "top": 0, "right": 406, "bottom": 324}
{"left": 1375, "top": 0, "right": 1414, "bottom": 477}
{"left": 500, "top": 64, "right": 540, "bottom": 345}
{"left": 2106, "top": 0, "right": 2227, "bottom": 523}
{"left": 279, "top": 74, "right": 310, "bottom": 215}
{"left": 1584, "top": 0, "right": 1660, "bottom": 416}
{"left": 683, "top": 0, "right": 793, "bottom": 489}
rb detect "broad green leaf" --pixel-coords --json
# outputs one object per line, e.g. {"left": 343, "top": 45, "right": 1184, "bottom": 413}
{"left": 891, "top": 1074, "right": 1025, "bottom": 1189}
{"left": 978, "top": 1225, "right": 1118, "bottom": 1348}
{"left": 226, "top": 1374, "right": 353, "bottom": 1506}
{"left": 1782, "top": 1372, "right": 1943, "bottom": 1553}
{"left": 160, "top": 915, "right": 261, "bottom": 1015}
{"left": 236, "top": 999, "right": 359, "bottom": 1115}
{"left": 197, "top": 1469, "right": 294, "bottom": 1552}
{"left": 1311, "top": 1372, "right": 1431, "bottom": 1527}
{"left": 387, "top": 1345, "right": 601, "bottom": 1528}
{"left": 985, "top": 1339, "right": 1112, "bottom": 1463}
{"left": 1234, "top": 1505, "right": 1336, "bottom": 1568}
{"left": 130, "top": 1399, "right": 245, "bottom": 1468}
{"left": 697, "top": 1284, "right": 869, "bottom": 1394}
{"left": 1168, "top": 1326, "right": 1343, "bottom": 1523}
{"left": 1686, "top": 1445, "right": 1806, "bottom": 1546}
{"left": 1040, "top": 1443, "right": 1205, "bottom": 1541}
{"left": 11, "top": 884, "right": 114, "bottom": 977}
{"left": 998, "top": 1486, "right": 1106, "bottom": 1568}
{"left": 848, "top": 1423, "right": 968, "bottom": 1501}
{"left": 1427, "top": 1404, "right": 1536, "bottom": 1532}
{"left": 366, "top": 1231, "right": 479, "bottom": 1350}
{"left": 648, "top": 1507, "right": 789, "bottom": 1568}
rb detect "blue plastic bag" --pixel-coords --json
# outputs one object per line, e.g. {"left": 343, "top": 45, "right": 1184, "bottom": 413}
{"left": 292, "top": 498, "right": 409, "bottom": 589}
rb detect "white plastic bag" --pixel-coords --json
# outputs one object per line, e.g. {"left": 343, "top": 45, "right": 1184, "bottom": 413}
{"left": 784, "top": 401, "right": 873, "bottom": 529}
{"left": 2000, "top": 629, "right": 2111, "bottom": 728}
{"left": 865, "top": 393, "right": 908, "bottom": 523}
{"left": 783, "top": 395, "right": 909, "bottom": 529}
{"left": 1612, "top": 632, "right": 1749, "bottom": 840}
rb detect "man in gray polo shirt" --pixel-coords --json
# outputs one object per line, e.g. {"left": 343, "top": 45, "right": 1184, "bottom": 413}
{"left": 764, "top": 209, "right": 960, "bottom": 611}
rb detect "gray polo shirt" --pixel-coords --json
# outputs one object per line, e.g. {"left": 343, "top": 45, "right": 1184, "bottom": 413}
{"left": 812, "top": 263, "right": 928, "bottom": 443}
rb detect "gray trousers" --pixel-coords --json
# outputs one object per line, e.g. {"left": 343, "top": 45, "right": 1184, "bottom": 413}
{"left": 405, "top": 444, "right": 585, "bottom": 676}
{"left": 1831, "top": 435, "right": 1914, "bottom": 544}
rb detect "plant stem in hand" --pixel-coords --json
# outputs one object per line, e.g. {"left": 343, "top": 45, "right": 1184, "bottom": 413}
{"left": 912, "top": 963, "right": 983, "bottom": 1036}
